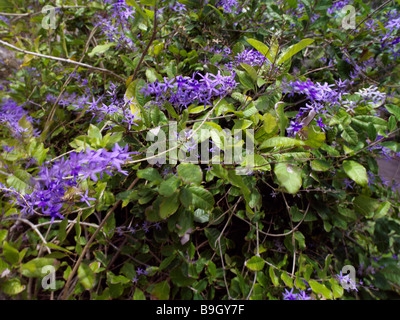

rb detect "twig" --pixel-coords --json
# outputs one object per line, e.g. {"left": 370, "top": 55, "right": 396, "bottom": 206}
{"left": 59, "top": 175, "right": 141, "bottom": 300}
{"left": 0, "top": 39, "right": 125, "bottom": 82}
{"left": 349, "top": 0, "right": 392, "bottom": 35}
{"left": 14, "top": 218, "right": 51, "bottom": 254}
{"left": 131, "top": 2, "right": 158, "bottom": 82}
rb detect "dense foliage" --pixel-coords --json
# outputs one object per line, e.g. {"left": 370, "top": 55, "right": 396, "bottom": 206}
{"left": 1, "top": 0, "right": 400, "bottom": 300}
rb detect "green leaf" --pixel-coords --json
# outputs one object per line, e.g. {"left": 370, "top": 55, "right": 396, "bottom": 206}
{"left": 179, "top": 187, "right": 192, "bottom": 208}
{"left": 275, "top": 102, "right": 288, "bottom": 137}
{"left": 246, "top": 38, "right": 270, "bottom": 57}
{"left": 310, "top": 159, "right": 330, "bottom": 172}
{"left": 241, "top": 154, "right": 271, "bottom": 171}
{"left": 193, "top": 209, "right": 210, "bottom": 223}
{"left": 137, "top": 168, "right": 163, "bottom": 183}
{"left": 0, "top": 229, "right": 7, "bottom": 244}
{"left": 189, "top": 187, "right": 214, "bottom": 210}
{"left": 146, "top": 68, "right": 161, "bottom": 83}
{"left": 263, "top": 113, "right": 278, "bottom": 133}
{"left": 3, "top": 241, "right": 19, "bottom": 265}
{"left": 232, "top": 119, "right": 253, "bottom": 130}
{"left": 329, "top": 278, "right": 344, "bottom": 299}
{"left": 385, "top": 104, "right": 400, "bottom": 121}
{"left": 276, "top": 39, "right": 314, "bottom": 64}
{"left": 240, "top": 63, "right": 258, "bottom": 82}
{"left": 121, "top": 55, "right": 136, "bottom": 69}
{"left": 159, "top": 175, "right": 181, "bottom": 197}
{"left": 133, "top": 288, "right": 146, "bottom": 300}
{"left": 246, "top": 256, "right": 265, "bottom": 271}
{"left": 236, "top": 70, "right": 254, "bottom": 90}
{"left": 353, "top": 195, "right": 379, "bottom": 218}
{"left": 343, "top": 160, "right": 368, "bottom": 186}
{"left": 159, "top": 193, "right": 180, "bottom": 219}
{"left": 88, "top": 43, "right": 116, "bottom": 57}
{"left": 6, "top": 169, "right": 32, "bottom": 194}
{"left": 375, "top": 201, "right": 391, "bottom": 219}
{"left": 20, "top": 258, "right": 55, "bottom": 278}
{"left": 151, "top": 280, "right": 170, "bottom": 300}
{"left": 274, "top": 163, "right": 302, "bottom": 194}
{"left": 32, "top": 143, "right": 49, "bottom": 165}
{"left": 260, "top": 137, "right": 305, "bottom": 149}
{"left": 177, "top": 163, "right": 202, "bottom": 185}
{"left": 78, "top": 263, "right": 96, "bottom": 290}
{"left": 308, "top": 280, "right": 333, "bottom": 299}
{"left": 88, "top": 124, "right": 102, "bottom": 140}
{"left": 280, "top": 272, "right": 294, "bottom": 288}
{"left": 367, "top": 123, "right": 377, "bottom": 142}
{"left": 269, "top": 266, "right": 280, "bottom": 286}
{"left": 342, "top": 126, "right": 358, "bottom": 145}
{"left": 1, "top": 278, "right": 25, "bottom": 296}
{"left": 304, "top": 126, "right": 326, "bottom": 148}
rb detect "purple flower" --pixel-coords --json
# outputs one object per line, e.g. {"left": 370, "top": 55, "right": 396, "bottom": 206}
{"left": 316, "top": 117, "right": 326, "bottom": 130}
{"left": 3, "top": 145, "right": 14, "bottom": 153}
{"left": 217, "top": 0, "right": 239, "bottom": 13}
{"left": 79, "top": 189, "right": 96, "bottom": 206}
{"left": 141, "top": 71, "right": 237, "bottom": 110}
{"left": 282, "top": 288, "right": 298, "bottom": 300}
{"left": 343, "top": 178, "right": 353, "bottom": 190}
{"left": 287, "top": 121, "right": 303, "bottom": 136}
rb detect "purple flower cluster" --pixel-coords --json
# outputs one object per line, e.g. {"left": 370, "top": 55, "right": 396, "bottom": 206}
{"left": 217, "top": 0, "right": 238, "bottom": 14}
{"left": 327, "top": 0, "right": 350, "bottom": 16}
{"left": 284, "top": 78, "right": 350, "bottom": 104}
{"left": 356, "top": 85, "right": 386, "bottom": 105}
{"left": 141, "top": 71, "right": 237, "bottom": 109}
{"left": 289, "top": 1, "right": 320, "bottom": 23}
{"left": 2, "top": 144, "right": 134, "bottom": 222}
{"left": 283, "top": 78, "right": 353, "bottom": 136}
{"left": 336, "top": 271, "right": 358, "bottom": 292}
{"left": 233, "top": 49, "right": 270, "bottom": 67}
{"left": 95, "top": 0, "right": 136, "bottom": 51}
{"left": 71, "top": 81, "right": 140, "bottom": 130}
{"left": 0, "top": 99, "right": 40, "bottom": 138}
{"left": 171, "top": 2, "right": 187, "bottom": 13}
{"left": 380, "top": 10, "right": 400, "bottom": 59}
{"left": 0, "top": 14, "right": 9, "bottom": 25}
{"left": 282, "top": 288, "right": 312, "bottom": 300}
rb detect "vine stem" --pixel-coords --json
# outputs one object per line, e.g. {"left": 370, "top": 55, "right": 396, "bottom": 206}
{"left": 0, "top": 39, "right": 125, "bottom": 82}
{"left": 59, "top": 175, "right": 141, "bottom": 300}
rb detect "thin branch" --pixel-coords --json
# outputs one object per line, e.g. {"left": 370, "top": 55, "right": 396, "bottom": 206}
{"left": 0, "top": 39, "right": 125, "bottom": 82}
{"left": 13, "top": 218, "right": 51, "bottom": 254}
{"left": 59, "top": 174, "right": 141, "bottom": 300}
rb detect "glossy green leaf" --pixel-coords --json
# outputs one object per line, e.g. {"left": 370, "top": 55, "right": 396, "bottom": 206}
{"left": 151, "top": 280, "right": 170, "bottom": 300}
{"left": 308, "top": 280, "right": 333, "bottom": 299}
{"left": 260, "top": 137, "right": 305, "bottom": 149}
{"left": 246, "top": 256, "right": 265, "bottom": 271}
{"left": 246, "top": 38, "right": 270, "bottom": 57}
{"left": 189, "top": 187, "right": 214, "bottom": 210}
{"left": 276, "top": 39, "right": 314, "bottom": 64}
{"left": 274, "top": 163, "right": 302, "bottom": 194}
{"left": 159, "top": 192, "right": 180, "bottom": 219}
{"left": 78, "top": 263, "right": 96, "bottom": 290}
{"left": 177, "top": 163, "right": 202, "bottom": 185}
{"left": 1, "top": 278, "right": 25, "bottom": 296}
{"left": 343, "top": 160, "right": 368, "bottom": 186}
